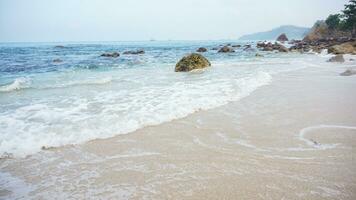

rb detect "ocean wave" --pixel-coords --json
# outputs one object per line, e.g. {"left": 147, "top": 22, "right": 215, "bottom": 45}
{"left": 0, "top": 77, "right": 31, "bottom": 92}
{"left": 0, "top": 71, "right": 272, "bottom": 158}
{"left": 50, "top": 76, "right": 113, "bottom": 88}
{"left": 0, "top": 76, "right": 113, "bottom": 93}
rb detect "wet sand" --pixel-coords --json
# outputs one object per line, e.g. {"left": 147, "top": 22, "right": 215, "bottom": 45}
{"left": 1, "top": 63, "right": 356, "bottom": 199}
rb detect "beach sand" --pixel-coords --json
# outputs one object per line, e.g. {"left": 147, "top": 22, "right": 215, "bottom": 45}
{"left": 1, "top": 63, "right": 356, "bottom": 199}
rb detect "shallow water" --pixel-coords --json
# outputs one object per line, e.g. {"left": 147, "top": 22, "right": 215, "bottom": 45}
{"left": 1, "top": 41, "right": 356, "bottom": 199}
{"left": 1, "top": 58, "right": 355, "bottom": 199}
{"left": 0, "top": 41, "right": 319, "bottom": 157}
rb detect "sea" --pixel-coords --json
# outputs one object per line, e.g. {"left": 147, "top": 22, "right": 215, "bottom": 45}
{"left": 0, "top": 40, "right": 329, "bottom": 157}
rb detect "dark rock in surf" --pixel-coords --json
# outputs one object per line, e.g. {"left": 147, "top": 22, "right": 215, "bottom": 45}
{"left": 327, "top": 55, "right": 345, "bottom": 63}
{"left": 53, "top": 59, "right": 63, "bottom": 63}
{"left": 54, "top": 45, "right": 65, "bottom": 48}
{"left": 340, "top": 69, "right": 356, "bottom": 76}
{"left": 197, "top": 47, "right": 208, "bottom": 52}
{"left": 218, "top": 46, "right": 235, "bottom": 53}
{"left": 101, "top": 52, "right": 120, "bottom": 58}
{"left": 232, "top": 44, "right": 241, "bottom": 48}
{"left": 123, "top": 49, "right": 145, "bottom": 55}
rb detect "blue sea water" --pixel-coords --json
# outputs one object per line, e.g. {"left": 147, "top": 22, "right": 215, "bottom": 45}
{"left": 0, "top": 40, "right": 312, "bottom": 157}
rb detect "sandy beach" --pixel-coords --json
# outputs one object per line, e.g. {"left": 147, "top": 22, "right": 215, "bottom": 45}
{"left": 1, "top": 56, "right": 355, "bottom": 199}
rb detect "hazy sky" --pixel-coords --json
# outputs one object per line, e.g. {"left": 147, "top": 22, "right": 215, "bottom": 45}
{"left": 0, "top": 0, "right": 349, "bottom": 42}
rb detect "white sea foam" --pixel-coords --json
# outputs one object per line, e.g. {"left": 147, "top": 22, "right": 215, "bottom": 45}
{"left": 298, "top": 124, "right": 356, "bottom": 150}
{"left": 0, "top": 69, "right": 273, "bottom": 157}
{"left": 0, "top": 77, "right": 31, "bottom": 92}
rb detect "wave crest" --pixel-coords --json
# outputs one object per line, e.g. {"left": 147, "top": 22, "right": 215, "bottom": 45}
{"left": 0, "top": 77, "right": 31, "bottom": 92}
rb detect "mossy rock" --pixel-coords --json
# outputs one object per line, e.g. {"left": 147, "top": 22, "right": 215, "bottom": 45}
{"left": 175, "top": 53, "right": 211, "bottom": 72}
{"left": 328, "top": 42, "right": 356, "bottom": 55}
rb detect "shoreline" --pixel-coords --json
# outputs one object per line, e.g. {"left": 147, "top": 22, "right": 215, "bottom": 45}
{"left": 1, "top": 56, "right": 356, "bottom": 199}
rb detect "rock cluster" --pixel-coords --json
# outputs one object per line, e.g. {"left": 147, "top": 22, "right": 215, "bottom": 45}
{"left": 257, "top": 42, "right": 288, "bottom": 52}
{"left": 175, "top": 53, "right": 211, "bottom": 72}
{"left": 289, "top": 38, "right": 355, "bottom": 54}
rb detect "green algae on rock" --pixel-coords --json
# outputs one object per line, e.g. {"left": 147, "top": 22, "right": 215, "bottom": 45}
{"left": 175, "top": 53, "right": 211, "bottom": 72}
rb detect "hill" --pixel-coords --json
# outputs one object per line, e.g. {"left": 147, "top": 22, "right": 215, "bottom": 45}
{"left": 239, "top": 25, "right": 310, "bottom": 40}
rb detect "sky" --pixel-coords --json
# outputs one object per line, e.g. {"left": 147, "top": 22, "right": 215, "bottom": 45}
{"left": 0, "top": 0, "right": 350, "bottom": 42}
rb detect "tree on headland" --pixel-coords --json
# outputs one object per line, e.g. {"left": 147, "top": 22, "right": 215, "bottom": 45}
{"left": 325, "top": 14, "right": 341, "bottom": 30}
{"left": 341, "top": 0, "right": 356, "bottom": 37}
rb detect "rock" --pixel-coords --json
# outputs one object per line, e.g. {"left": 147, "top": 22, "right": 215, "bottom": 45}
{"left": 328, "top": 41, "right": 356, "bottom": 55}
{"left": 340, "top": 69, "right": 356, "bottom": 76}
{"left": 277, "top": 44, "right": 289, "bottom": 52}
{"left": 197, "top": 47, "right": 207, "bottom": 52}
{"left": 243, "top": 44, "right": 253, "bottom": 51}
{"left": 218, "top": 46, "right": 235, "bottom": 53}
{"left": 53, "top": 58, "right": 63, "bottom": 63}
{"left": 211, "top": 47, "right": 219, "bottom": 50}
{"left": 260, "top": 42, "right": 288, "bottom": 52}
{"left": 262, "top": 47, "right": 274, "bottom": 51}
{"left": 123, "top": 49, "right": 145, "bottom": 55}
{"left": 232, "top": 45, "right": 241, "bottom": 48}
{"left": 101, "top": 52, "right": 120, "bottom": 57}
{"left": 276, "top": 33, "right": 289, "bottom": 42}
{"left": 255, "top": 53, "right": 264, "bottom": 57}
{"left": 327, "top": 55, "right": 345, "bottom": 63}
{"left": 54, "top": 45, "right": 65, "bottom": 48}
{"left": 175, "top": 53, "right": 211, "bottom": 72}
{"left": 41, "top": 146, "right": 55, "bottom": 150}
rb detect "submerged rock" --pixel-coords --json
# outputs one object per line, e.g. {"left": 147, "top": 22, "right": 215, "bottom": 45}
{"left": 197, "top": 47, "right": 207, "bottom": 52}
{"left": 54, "top": 45, "right": 65, "bottom": 48}
{"left": 340, "top": 69, "right": 356, "bottom": 76}
{"left": 218, "top": 46, "right": 235, "bottom": 53}
{"left": 276, "top": 33, "right": 288, "bottom": 42}
{"left": 327, "top": 55, "right": 345, "bottom": 63}
{"left": 123, "top": 49, "right": 145, "bottom": 55}
{"left": 255, "top": 53, "right": 264, "bottom": 57}
{"left": 175, "top": 53, "right": 211, "bottom": 72}
{"left": 53, "top": 58, "right": 63, "bottom": 63}
{"left": 328, "top": 41, "right": 356, "bottom": 55}
{"left": 244, "top": 44, "right": 251, "bottom": 48}
{"left": 101, "top": 52, "right": 120, "bottom": 58}
{"left": 232, "top": 44, "right": 241, "bottom": 48}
